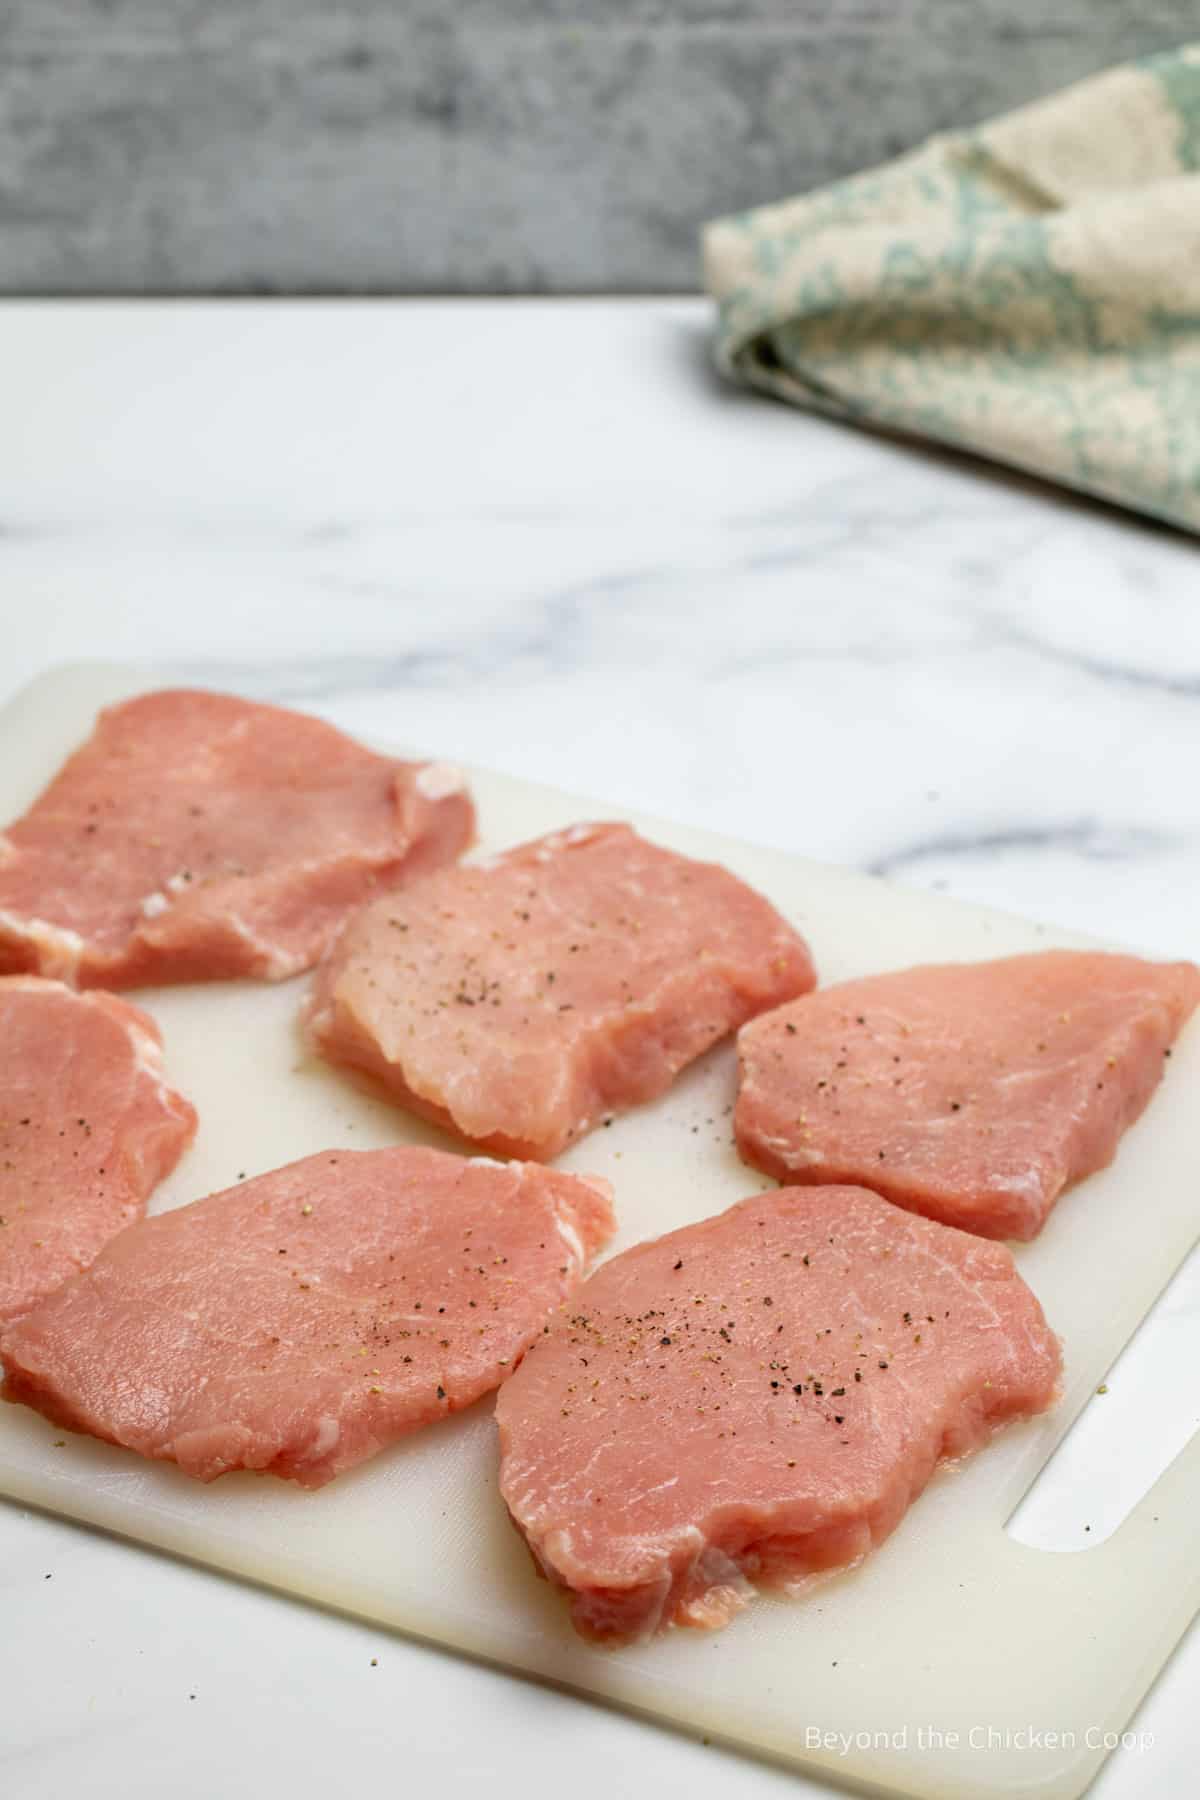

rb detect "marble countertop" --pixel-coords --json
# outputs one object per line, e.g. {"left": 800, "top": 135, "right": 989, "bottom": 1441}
{"left": 1, "top": 299, "right": 1196, "bottom": 1800}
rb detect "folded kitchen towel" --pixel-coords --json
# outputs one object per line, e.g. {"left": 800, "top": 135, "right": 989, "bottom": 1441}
{"left": 703, "top": 47, "right": 1200, "bottom": 533}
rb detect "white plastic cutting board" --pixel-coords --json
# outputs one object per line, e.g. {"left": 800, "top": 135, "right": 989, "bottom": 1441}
{"left": 1, "top": 665, "right": 1197, "bottom": 1800}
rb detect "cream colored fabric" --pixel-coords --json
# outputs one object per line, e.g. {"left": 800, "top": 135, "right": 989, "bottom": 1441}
{"left": 704, "top": 48, "right": 1200, "bottom": 533}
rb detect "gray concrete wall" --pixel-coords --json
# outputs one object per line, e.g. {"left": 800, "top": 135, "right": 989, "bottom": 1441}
{"left": 2, "top": 2, "right": 1194, "bottom": 293}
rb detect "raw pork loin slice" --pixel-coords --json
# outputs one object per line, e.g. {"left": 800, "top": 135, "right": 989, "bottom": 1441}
{"left": 0, "top": 976, "right": 196, "bottom": 1328}
{"left": 1, "top": 1147, "right": 615, "bottom": 1487}
{"left": 736, "top": 950, "right": 1200, "bottom": 1241}
{"left": 307, "top": 822, "right": 815, "bottom": 1159}
{"left": 496, "top": 1185, "right": 1059, "bottom": 1643}
{"left": 0, "top": 689, "right": 474, "bottom": 987}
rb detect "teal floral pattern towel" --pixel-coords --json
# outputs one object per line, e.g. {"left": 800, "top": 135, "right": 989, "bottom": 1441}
{"left": 703, "top": 48, "right": 1200, "bottom": 533}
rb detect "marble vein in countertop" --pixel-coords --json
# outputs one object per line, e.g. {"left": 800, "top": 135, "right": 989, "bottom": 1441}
{"left": 868, "top": 820, "right": 1177, "bottom": 881}
{"left": 984, "top": 614, "right": 1200, "bottom": 700}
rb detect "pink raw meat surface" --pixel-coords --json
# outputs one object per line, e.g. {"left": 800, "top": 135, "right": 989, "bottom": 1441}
{"left": 496, "top": 1184, "right": 1060, "bottom": 1643}
{"left": 0, "top": 689, "right": 475, "bottom": 987}
{"left": 0, "top": 976, "right": 196, "bottom": 1328}
{"left": 307, "top": 821, "right": 815, "bottom": 1159}
{"left": 736, "top": 951, "right": 1200, "bottom": 1241}
{"left": 1, "top": 1147, "right": 615, "bottom": 1487}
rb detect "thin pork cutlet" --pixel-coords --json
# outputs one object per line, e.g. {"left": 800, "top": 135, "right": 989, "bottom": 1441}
{"left": 736, "top": 951, "right": 1200, "bottom": 1240}
{"left": 1, "top": 1147, "right": 614, "bottom": 1486}
{"left": 0, "top": 976, "right": 195, "bottom": 1327}
{"left": 497, "top": 1185, "right": 1060, "bottom": 1642}
{"left": 0, "top": 689, "right": 474, "bottom": 986}
{"left": 308, "top": 822, "right": 815, "bottom": 1159}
